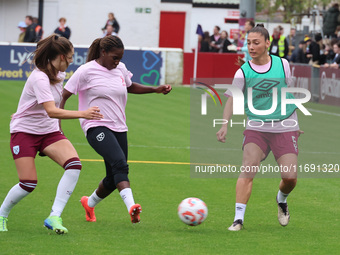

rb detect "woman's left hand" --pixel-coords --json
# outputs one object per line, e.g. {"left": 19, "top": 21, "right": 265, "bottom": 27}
{"left": 156, "top": 85, "right": 172, "bottom": 95}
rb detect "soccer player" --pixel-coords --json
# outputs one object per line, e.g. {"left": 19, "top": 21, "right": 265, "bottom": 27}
{"left": 0, "top": 34, "right": 103, "bottom": 234}
{"left": 60, "top": 35, "right": 172, "bottom": 224}
{"left": 216, "top": 24, "right": 303, "bottom": 231}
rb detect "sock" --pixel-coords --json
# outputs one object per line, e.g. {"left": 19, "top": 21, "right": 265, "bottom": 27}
{"left": 87, "top": 190, "right": 103, "bottom": 208}
{"left": 234, "top": 203, "right": 247, "bottom": 223}
{"left": 119, "top": 188, "right": 135, "bottom": 212}
{"left": 50, "top": 170, "right": 80, "bottom": 217}
{"left": 0, "top": 184, "right": 30, "bottom": 218}
{"left": 277, "top": 190, "right": 289, "bottom": 203}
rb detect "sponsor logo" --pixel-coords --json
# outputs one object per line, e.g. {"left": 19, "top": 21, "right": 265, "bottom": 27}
{"left": 253, "top": 79, "right": 280, "bottom": 91}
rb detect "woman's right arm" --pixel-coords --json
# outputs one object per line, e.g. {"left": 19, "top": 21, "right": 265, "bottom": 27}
{"left": 216, "top": 96, "right": 233, "bottom": 143}
{"left": 43, "top": 101, "right": 102, "bottom": 120}
{"left": 44, "top": 89, "right": 103, "bottom": 120}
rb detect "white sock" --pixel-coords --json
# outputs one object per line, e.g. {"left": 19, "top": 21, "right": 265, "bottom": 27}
{"left": 277, "top": 190, "right": 289, "bottom": 203}
{"left": 119, "top": 188, "right": 135, "bottom": 212}
{"left": 0, "top": 184, "right": 29, "bottom": 218}
{"left": 50, "top": 170, "right": 80, "bottom": 217}
{"left": 87, "top": 190, "right": 103, "bottom": 208}
{"left": 234, "top": 203, "right": 247, "bottom": 222}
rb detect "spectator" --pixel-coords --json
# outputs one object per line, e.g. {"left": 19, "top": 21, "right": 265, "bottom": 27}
{"left": 54, "top": 17, "right": 71, "bottom": 39}
{"left": 32, "top": 17, "right": 43, "bottom": 41}
{"left": 323, "top": 43, "right": 334, "bottom": 63}
{"left": 323, "top": 3, "right": 340, "bottom": 38}
{"left": 335, "top": 25, "right": 340, "bottom": 38}
{"left": 219, "top": 31, "right": 234, "bottom": 53}
{"left": 102, "top": 12, "right": 120, "bottom": 34}
{"left": 323, "top": 41, "right": 340, "bottom": 68}
{"left": 291, "top": 40, "right": 308, "bottom": 64}
{"left": 200, "top": 31, "right": 211, "bottom": 52}
{"left": 17, "top": 21, "right": 27, "bottom": 43}
{"left": 327, "top": 38, "right": 339, "bottom": 59}
{"left": 241, "top": 20, "right": 255, "bottom": 62}
{"left": 304, "top": 36, "right": 320, "bottom": 65}
{"left": 102, "top": 25, "right": 117, "bottom": 37}
{"left": 269, "top": 27, "right": 289, "bottom": 58}
{"left": 319, "top": 43, "right": 328, "bottom": 65}
{"left": 23, "top": 15, "right": 37, "bottom": 42}
{"left": 232, "top": 33, "right": 239, "bottom": 47}
{"left": 287, "top": 28, "right": 297, "bottom": 60}
{"left": 278, "top": 25, "right": 285, "bottom": 36}
{"left": 210, "top": 26, "right": 221, "bottom": 52}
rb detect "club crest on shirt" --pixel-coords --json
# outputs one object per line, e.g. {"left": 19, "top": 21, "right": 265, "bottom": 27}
{"left": 13, "top": 145, "right": 20, "bottom": 155}
{"left": 96, "top": 132, "right": 105, "bottom": 142}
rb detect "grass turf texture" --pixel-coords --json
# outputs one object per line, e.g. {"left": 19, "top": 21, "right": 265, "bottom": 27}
{"left": 0, "top": 80, "right": 339, "bottom": 254}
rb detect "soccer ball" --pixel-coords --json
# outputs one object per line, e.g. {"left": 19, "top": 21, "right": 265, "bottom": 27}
{"left": 178, "top": 197, "right": 208, "bottom": 226}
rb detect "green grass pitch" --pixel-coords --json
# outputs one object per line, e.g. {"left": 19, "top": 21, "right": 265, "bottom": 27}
{"left": 0, "top": 80, "right": 339, "bottom": 254}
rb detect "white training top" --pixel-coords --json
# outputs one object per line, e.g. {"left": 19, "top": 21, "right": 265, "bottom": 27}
{"left": 64, "top": 60, "right": 133, "bottom": 135}
{"left": 10, "top": 69, "right": 65, "bottom": 135}
{"left": 224, "top": 58, "right": 299, "bottom": 133}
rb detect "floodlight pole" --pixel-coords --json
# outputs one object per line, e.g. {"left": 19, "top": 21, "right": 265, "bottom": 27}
{"left": 238, "top": 0, "right": 256, "bottom": 47}
{"left": 38, "top": 0, "right": 44, "bottom": 26}
{"left": 239, "top": 0, "right": 256, "bottom": 20}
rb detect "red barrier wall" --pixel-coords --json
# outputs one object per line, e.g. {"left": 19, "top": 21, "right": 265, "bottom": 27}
{"left": 183, "top": 52, "right": 244, "bottom": 84}
{"left": 319, "top": 67, "right": 340, "bottom": 107}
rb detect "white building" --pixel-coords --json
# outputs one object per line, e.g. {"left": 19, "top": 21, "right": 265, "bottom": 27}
{"left": 0, "top": 0, "right": 240, "bottom": 52}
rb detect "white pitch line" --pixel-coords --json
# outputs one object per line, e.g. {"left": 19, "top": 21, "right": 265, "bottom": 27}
{"left": 307, "top": 108, "right": 340, "bottom": 117}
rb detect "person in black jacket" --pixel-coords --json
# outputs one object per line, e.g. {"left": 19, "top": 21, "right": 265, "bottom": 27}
{"left": 23, "top": 15, "right": 37, "bottom": 43}
{"left": 200, "top": 32, "right": 211, "bottom": 52}
{"left": 323, "top": 3, "right": 340, "bottom": 38}
{"left": 210, "top": 26, "right": 222, "bottom": 52}
{"left": 304, "top": 36, "right": 320, "bottom": 65}
{"left": 219, "top": 30, "right": 234, "bottom": 53}
{"left": 323, "top": 41, "right": 340, "bottom": 68}
{"left": 54, "top": 18, "right": 71, "bottom": 39}
{"left": 102, "top": 13, "right": 120, "bottom": 34}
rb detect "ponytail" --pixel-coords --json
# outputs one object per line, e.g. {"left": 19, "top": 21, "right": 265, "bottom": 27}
{"left": 87, "top": 38, "right": 102, "bottom": 62}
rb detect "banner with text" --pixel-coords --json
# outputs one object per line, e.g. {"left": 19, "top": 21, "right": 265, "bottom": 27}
{"left": 0, "top": 44, "right": 163, "bottom": 85}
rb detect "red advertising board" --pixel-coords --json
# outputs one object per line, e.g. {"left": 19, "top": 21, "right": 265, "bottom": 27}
{"left": 319, "top": 67, "right": 340, "bottom": 106}
{"left": 229, "top": 29, "right": 239, "bottom": 40}
{"left": 290, "top": 64, "right": 312, "bottom": 98}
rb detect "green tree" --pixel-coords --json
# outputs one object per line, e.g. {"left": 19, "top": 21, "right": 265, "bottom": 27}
{"left": 256, "top": 0, "right": 333, "bottom": 22}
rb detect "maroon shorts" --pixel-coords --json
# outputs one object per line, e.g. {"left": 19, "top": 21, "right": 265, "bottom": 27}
{"left": 242, "top": 130, "right": 299, "bottom": 161}
{"left": 10, "top": 131, "right": 67, "bottom": 159}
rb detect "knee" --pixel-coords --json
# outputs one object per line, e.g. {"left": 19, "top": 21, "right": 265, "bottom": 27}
{"left": 241, "top": 159, "right": 260, "bottom": 178}
{"left": 111, "top": 159, "right": 129, "bottom": 175}
{"left": 242, "top": 159, "right": 261, "bottom": 167}
{"left": 19, "top": 180, "right": 37, "bottom": 193}
{"left": 282, "top": 178, "right": 297, "bottom": 187}
{"left": 103, "top": 159, "right": 129, "bottom": 190}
